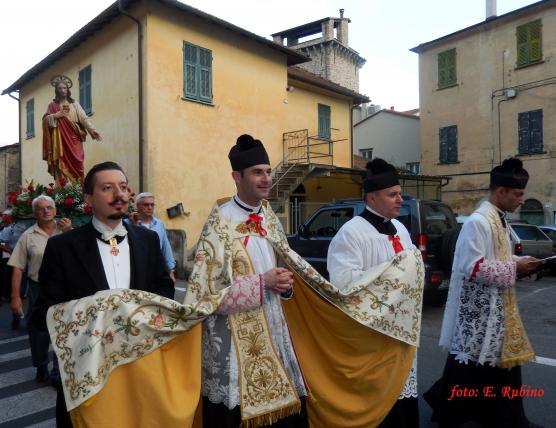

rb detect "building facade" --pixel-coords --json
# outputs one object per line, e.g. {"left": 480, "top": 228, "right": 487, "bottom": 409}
{"left": 353, "top": 108, "right": 420, "bottom": 174}
{"left": 2, "top": 0, "right": 367, "bottom": 243}
{"left": 412, "top": 0, "right": 556, "bottom": 224}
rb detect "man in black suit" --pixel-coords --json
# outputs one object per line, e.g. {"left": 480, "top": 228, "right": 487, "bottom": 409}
{"left": 34, "top": 161, "right": 174, "bottom": 427}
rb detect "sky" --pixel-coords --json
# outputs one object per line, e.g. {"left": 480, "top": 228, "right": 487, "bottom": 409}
{"left": 0, "top": 0, "right": 539, "bottom": 145}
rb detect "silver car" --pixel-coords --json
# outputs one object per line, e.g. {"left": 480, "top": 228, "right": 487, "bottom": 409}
{"left": 508, "top": 222, "right": 554, "bottom": 258}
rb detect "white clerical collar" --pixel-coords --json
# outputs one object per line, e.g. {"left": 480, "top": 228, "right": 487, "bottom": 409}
{"left": 365, "top": 206, "right": 391, "bottom": 222}
{"left": 492, "top": 204, "right": 507, "bottom": 219}
{"left": 92, "top": 217, "right": 128, "bottom": 241}
{"left": 233, "top": 195, "right": 262, "bottom": 213}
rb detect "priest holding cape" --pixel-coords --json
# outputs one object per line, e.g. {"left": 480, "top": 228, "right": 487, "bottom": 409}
{"left": 45, "top": 136, "right": 425, "bottom": 428}
{"left": 328, "top": 158, "right": 420, "bottom": 428}
{"left": 424, "top": 158, "right": 542, "bottom": 428}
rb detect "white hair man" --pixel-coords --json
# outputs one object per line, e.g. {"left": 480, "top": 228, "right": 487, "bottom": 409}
{"left": 126, "top": 192, "right": 176, "bottom": 282}
{"left": 9, "top": 195, "right": 72, "bottom": 383}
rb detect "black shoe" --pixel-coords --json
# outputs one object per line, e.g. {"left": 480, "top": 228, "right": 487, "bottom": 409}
{"left": 50, "top": 369, "right": 61, "bottom": 388}
{"left": 36, "top": 367, "right": 50, "bottom": 383}
{"left": 11, "top": 314, "right": 21, "bottom": 330}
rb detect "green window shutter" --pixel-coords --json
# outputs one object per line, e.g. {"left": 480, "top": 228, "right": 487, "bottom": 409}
{"left": 446, "top": 49, "right": 456, "bottom": 86}
{"left": 438, "top": 52, "right": 446, "bottom": 88}
{"left": 184, "top": 43, "right": 199, "bottom": 99}
{"left": 318, "top": 104, "right": 331, "bottom": 139}
{"left": 438, "top": 48, "right": 456, "bottom": 88}
{"left": 79, "top": 65, "right": 92, "bottom": 114}
{"left": 183, "top": 42, "right": 212, "bottom": 103}
{"left": 529, "top": 20, "right": 542, "bottom": 63}
{"left": 26, "top": 98, "right": 35, "bottom": 138}
{"left": 198, "top": 48, "right": 212, "bottom": 102}
{"left": 516, "top": 20, "right": 542, "bottom": 66}
{"left": 516, "top": 24, "right": 528, "bottom": 66}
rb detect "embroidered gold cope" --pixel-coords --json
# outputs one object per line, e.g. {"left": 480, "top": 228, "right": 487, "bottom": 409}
{"left": 46, "top": 199, "right": 425, "bottom": 427}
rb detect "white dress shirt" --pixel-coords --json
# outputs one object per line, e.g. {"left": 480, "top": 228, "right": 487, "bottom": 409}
{"left": 92, "top": 217, "right": 131, "bottom": 290}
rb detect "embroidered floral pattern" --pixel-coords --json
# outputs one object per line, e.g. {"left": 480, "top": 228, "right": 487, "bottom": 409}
{"left": 47, "top": 289, "right": 212, "bottom": 410}
{"left": 472, "top": 258, "right": 515, "bottom": 289}
{"left": 215, "top": 275, "right": 262, "bottom": 314}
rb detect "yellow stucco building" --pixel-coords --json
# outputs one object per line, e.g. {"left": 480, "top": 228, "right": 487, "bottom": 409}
{"left": 412, "top": 0, "right": 556, "bottom": 224}
{"left": 2, "top": 0, "right": 367, "bottom": 266}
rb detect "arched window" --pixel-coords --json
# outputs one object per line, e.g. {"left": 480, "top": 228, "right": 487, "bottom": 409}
{"left": 520, "top": 198, "right": 544, "bottom": 225}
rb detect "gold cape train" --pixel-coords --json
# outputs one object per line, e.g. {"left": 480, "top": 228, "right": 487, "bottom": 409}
{"left": 47, "top": 200, "right": 424, "bottom": 428}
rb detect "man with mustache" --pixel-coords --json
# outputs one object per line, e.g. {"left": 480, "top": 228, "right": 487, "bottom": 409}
{"left": 327, "top": 158, "right": 420, "bottom": 428}
{"left": 33, "top": 161, "right": 174, "bottom": 428}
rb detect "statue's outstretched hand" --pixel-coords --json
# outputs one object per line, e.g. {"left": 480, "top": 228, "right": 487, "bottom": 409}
{"left": 89, "top": 129, "right": 102, "bottom": 141}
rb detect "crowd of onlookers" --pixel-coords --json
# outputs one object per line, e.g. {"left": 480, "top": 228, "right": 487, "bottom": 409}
{"left": 0, "top": 190, "right": 176, "bottom": 386}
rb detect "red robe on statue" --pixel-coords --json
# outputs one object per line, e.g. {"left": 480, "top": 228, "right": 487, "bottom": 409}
{"left": 42, "top": 102, "right": 87, "bottom": 183}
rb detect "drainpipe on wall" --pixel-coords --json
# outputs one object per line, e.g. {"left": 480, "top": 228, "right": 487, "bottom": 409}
{"left": 350, "top": 103, "right": 357, "bottom": 169}
{"left": 119, "top": 0, "right": 144, "bottom": 192}
{"left": 8, "top": 92, "right": 21, "bottom": 186}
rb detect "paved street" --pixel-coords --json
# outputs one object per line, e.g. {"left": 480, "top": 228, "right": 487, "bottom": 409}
{"left": 1, "top": 278, "right": 555, "bottom": 427}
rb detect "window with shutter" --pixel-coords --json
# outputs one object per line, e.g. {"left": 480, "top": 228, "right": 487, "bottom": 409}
{"left": 183, "top": 42, "right": 213, "bottom": 103}
{"left": 438, "top": 48, "right": 456, "bottom": 89}
{"left": 518, "top": 109, "right": 543, "bottom": 154}
{"left": 318, "top": 104, "right": 331, "bottom": 139}
{"left": 26, "top": 98, "right": 35, "bottom": 138}
{"left": 439, "top": 125, "right": 458, "bottom": 163}
{"left": 516, "top": 20, "right": 542, "bottom": 67}
{"left": 79, "top": 65, "right": 92, "bottom": 115}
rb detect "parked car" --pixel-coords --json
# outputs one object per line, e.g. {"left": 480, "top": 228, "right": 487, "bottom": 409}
{"left": 287, "top": 197, "right": 460, "bottom": 305}
{"left": 508, "top": 222, "right": 553, "bottom": 259}
{"left": 538, "top": 225, "right": 556, "bottom": 244}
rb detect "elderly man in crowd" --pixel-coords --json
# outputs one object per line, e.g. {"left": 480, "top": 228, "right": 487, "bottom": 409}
{"left": 126, "top": 192, "right": 176, "bottom": 282}
{"left": 0, "top": 221, "right": 28, "bottom": 329}
{"left": 9, "top": 195, "right": 72, "bottom": 383}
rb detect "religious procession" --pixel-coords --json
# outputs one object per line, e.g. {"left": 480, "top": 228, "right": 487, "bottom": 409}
{"left": 1, "top": 1, "right": 555, "bottom": 428}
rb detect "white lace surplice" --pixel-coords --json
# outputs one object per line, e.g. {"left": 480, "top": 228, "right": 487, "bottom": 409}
{"left": 201, "top": 198, "right": 306, "bottom": 409}
{"left": 327, "top": 215, "right": 418, "bottom": 398}
{"left": 439, "top": 202, "right": 515, "bottom": 367}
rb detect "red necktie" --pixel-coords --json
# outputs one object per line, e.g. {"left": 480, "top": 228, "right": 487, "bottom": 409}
{"left": 388, "top": 235, "right": 404, "bottom": 254}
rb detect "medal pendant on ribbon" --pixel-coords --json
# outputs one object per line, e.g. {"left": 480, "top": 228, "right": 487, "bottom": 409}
{"left": 109, "top": 237, "right": 119, "bottom": 256}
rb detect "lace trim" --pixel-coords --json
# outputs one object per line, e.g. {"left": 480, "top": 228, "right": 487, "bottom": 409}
{"left": 449, "top": 281, "right": 504, "bottom": 366}
{"left": 214, "top": 274, "right": 262, "bottom": 314}
{"left": 471, "top": 258, "right": 515, "bottom": 289}
{"left": 398, "top": 355, "right": 418, "bottom": 398}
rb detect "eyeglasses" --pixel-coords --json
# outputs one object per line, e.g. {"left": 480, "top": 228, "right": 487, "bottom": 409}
{"left": 35, "top": 206, "right": 55, "bottom": 213}
{"left": 139, "top": 203, "right": 155, "bottom": 207}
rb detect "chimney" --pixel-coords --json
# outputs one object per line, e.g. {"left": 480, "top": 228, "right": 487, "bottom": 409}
{"left": 486, "top": 0, "right": 497, "bottom": 20}
{"left": 322, "top": 19, "right": 334, "bottom": 41}
{"left": 337, "top": 10, "right": 349, "bottom": 46}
